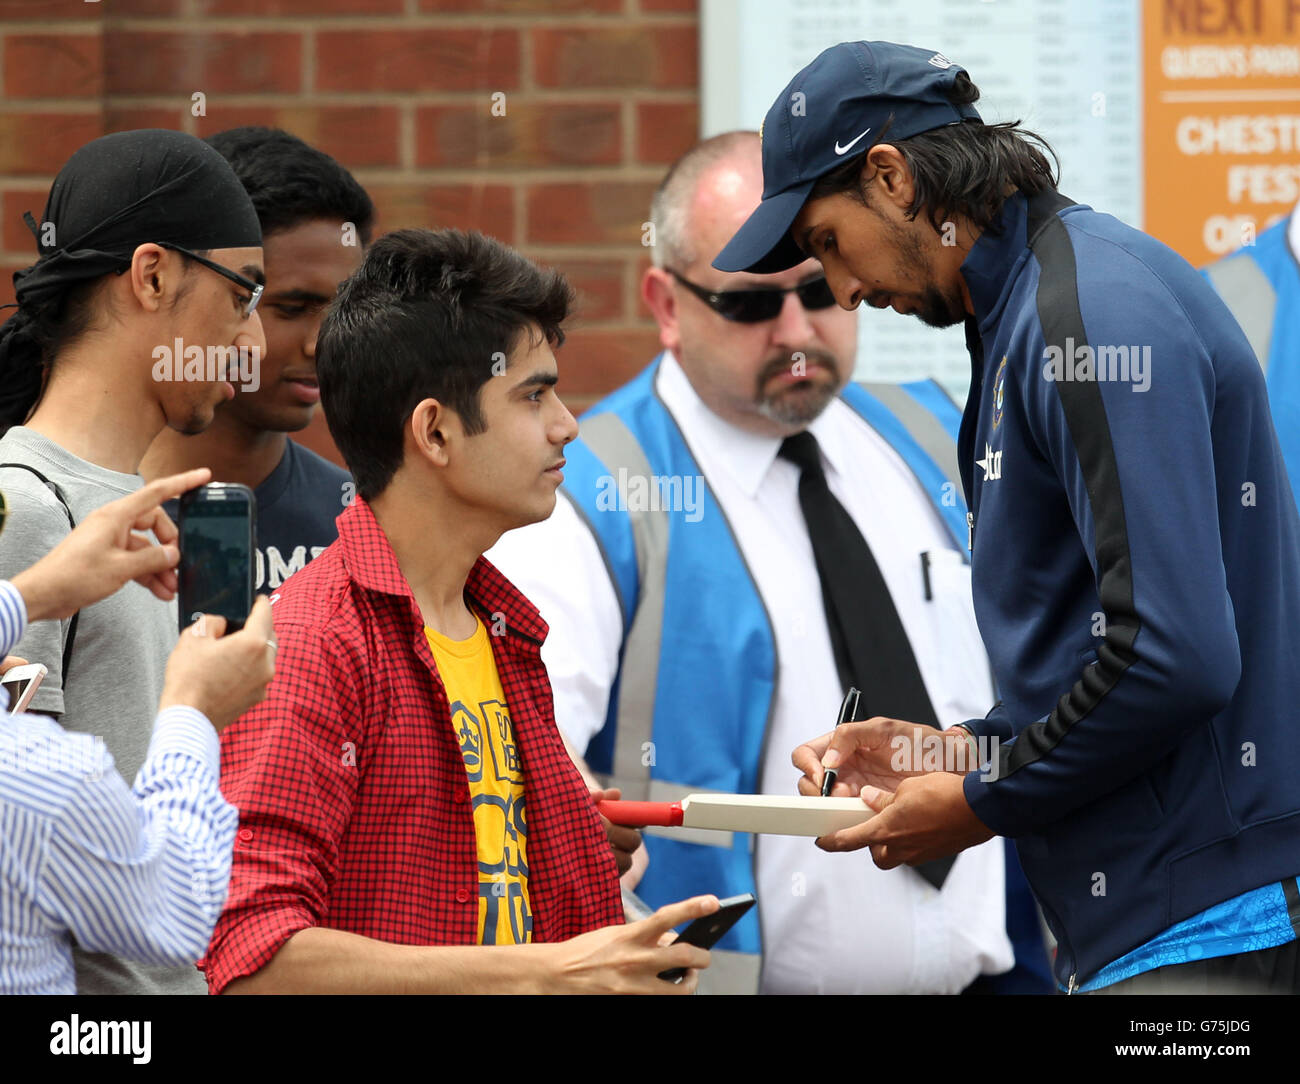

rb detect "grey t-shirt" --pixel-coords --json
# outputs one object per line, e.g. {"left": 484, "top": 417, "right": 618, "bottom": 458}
{"left": 0, "top": 426, "right": 205, "bottom": 995}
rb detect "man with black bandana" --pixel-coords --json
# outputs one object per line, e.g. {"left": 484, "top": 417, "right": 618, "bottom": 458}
{"left": 142, "top": 128, "right": 373, "bottom": 593}
{"left": 0, "top": 128, "right": 266, "bottom": 994}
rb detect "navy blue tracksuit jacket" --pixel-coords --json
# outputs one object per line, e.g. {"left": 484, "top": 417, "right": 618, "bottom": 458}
{"left": 959, "top": 189, "right": 1300, "bottom": 989}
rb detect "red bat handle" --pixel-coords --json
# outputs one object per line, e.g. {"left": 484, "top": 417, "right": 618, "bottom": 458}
{"left": 597, "top": 800, "right": 684, "bottom": 828}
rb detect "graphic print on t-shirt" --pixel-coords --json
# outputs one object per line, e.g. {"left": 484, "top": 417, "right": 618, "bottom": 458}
{"left": 426, "top": 620, "right": 532, "bottom": 945}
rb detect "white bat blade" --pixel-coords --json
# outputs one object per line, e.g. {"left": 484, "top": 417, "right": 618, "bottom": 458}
{"left": 680, "top": 794, "right": 874, "bottom": 837}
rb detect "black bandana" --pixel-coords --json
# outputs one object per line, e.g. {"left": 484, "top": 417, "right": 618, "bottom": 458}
{"left": 0, "top": 129, "right": 262, "bottom": 428}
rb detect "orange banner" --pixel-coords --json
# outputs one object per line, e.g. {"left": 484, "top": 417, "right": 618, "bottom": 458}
{"left": 1143, "top": 0, "right": 1300, "bottom": 264}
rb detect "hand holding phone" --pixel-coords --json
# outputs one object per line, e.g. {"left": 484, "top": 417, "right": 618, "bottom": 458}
{"left": 657, "top": 892, "right": 756, "bottom": 983}
{"left": 2, "top": 662, "right": 46, "bottom": 713}
{"left": 178, "top": 483, "right": 256, "bottom": 634}
{"left": 160, "top": 597, "right": 276, "bottom": 732}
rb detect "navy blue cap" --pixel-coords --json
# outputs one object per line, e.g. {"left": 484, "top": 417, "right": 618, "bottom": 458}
{"left": 713, "top": 41, "right": 981, "bottom": 274}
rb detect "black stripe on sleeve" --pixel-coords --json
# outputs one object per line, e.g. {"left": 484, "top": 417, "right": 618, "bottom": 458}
{"left": 994, "top": 191, "right": 1142, "bottom": 780}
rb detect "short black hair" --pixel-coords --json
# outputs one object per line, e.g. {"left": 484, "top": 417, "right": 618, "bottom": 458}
{"left": 808, "top": 72, "right": 1059, "bottom": 237}
{"left": 317, "top": 228, "right": 573, "bottom": 501}
{"left": 205, "top": 126, "right": 375, "bottom": 243}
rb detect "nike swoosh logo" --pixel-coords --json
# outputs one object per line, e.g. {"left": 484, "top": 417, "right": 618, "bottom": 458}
{"left": 834, "top": 128, "right": 871, "bottom": 155}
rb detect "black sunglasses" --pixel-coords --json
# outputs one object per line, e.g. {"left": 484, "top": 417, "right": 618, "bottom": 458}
{"left": 668, "top": 269, "right": 837, "bottom": 324}
{"left": 158, "top": 242, "right": 264, "bottom": 319}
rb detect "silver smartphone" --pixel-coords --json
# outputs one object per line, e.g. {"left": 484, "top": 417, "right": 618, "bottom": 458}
{"left": 2, "top": 662, "right": 47, "bottom": 713}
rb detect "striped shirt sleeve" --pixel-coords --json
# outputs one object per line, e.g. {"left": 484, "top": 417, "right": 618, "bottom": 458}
{"left": 35, "top": 706, "right": 239, "bottom": 969}
{"left": 0, "top": 580, "right": 28, "bottom": 662}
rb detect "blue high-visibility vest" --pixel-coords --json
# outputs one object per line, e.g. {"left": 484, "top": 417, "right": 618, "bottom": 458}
{"left": 561, "top": 355, "right": 1051, "bottom": 993}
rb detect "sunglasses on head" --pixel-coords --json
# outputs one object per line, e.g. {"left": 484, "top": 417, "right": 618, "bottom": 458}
{"left": 668, "top": 269, "right": 838, "bottom": 324}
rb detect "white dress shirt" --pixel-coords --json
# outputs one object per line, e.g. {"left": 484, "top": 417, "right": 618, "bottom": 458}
{"left": 488, "top": 352, "right": 1013, "bottom": 993}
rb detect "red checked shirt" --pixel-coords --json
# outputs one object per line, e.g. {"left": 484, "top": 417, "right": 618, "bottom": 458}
{"left": 201, "top": 497, "right": 623, "bottom": 993}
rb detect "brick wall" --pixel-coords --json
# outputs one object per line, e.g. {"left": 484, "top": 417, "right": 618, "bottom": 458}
{"left": 0, "top": 0, "right": 700, "bottom": 464}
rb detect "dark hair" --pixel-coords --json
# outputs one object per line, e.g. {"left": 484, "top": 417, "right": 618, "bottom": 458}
{"left": 808, "top": 72, "right": 1059, "bottom": 236}
{"left": 0, "top": 248, "right": 208, "bottom": 433}
{"left": 205, "top": 127, "right": 375, "bottom": 244}
{"left": 317, "top": 228, "right": 573, "bottom": 500}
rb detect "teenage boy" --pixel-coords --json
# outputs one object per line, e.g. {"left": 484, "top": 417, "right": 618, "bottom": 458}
{"left": 203, "top": 229, "right": 715, "bottom": 995}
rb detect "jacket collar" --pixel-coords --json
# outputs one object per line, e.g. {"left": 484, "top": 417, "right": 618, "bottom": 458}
{"left": 960, "top": 191, "right": 1033, "bottom": 334}
{"left": 336, "top": 496, "right": 549, "bottom": 645}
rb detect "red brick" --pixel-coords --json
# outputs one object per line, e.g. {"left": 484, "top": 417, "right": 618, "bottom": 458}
{"left": 533, "top": 26, "right": 697, "bottom": 89}
{"left": 366, "top": 184, "right": 431, "bottom": 234}
{"left": 636, "top": 101, "right": 698, "bottom": 164}
{"left": 4, "top": 35, "right": 103, "bottom": 100}
{"left": 0, "top": 113, "right": 104, "bottom": 175}
{"left": 416, "top": 102, "right": 620, "bottom": 169}
{"left": 113, "top": 0, "right": 186, "bottom": 13}
{"left": 367, "top": 183, "right": 516, "bottom": 242}
{"left": 197, "top": 0, "right": 401, "bottom": 13}
{"left": 639, "top": 0, "right": 697, "bottom": 10}
{"left": 556, "top": 327, "right": 662, "bottom": 396}
{"left": 3, "top": 189, "right": 52, "bottom": 253}
{"left": 555, "top": 259, "right": 626, "bottom": 322}
{"left": 424, "top": 0, "right": 620, "bottom": 11}
{"left": 0, "top": 0, "right": 105, "bottom": 17}
{"left": 103, "top": 31, "right": 302, "bottom": 96}
{"left": 197, "top": 106, "right": 401, "bottom": 168}
{"left": 525, "top": 181, "right": 657, "bottom": 245}
{"left": 426, "top": 185, "right": 516, "bottom": 242}
{"left": 316, "top": 30, "right": 519, "bottom": 94}
{"left": 104, "top": 107, "right": 187, "bottom": 133}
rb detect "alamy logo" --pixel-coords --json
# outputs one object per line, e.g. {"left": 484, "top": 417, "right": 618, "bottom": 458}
{"left": 595, "top": 469, "right": 704, "bottom": 523}
{"left": 50, "top": 1015, "right": 151, "bottom": 1064}
{"left": 152, "top": 339, "right": 261, "bottom": 393}
{"left": 1042, "top": 337, "right": 1151, "bottom": 393}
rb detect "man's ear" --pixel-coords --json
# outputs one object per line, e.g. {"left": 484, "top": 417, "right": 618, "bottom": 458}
{"left": 862, "top": 144, "right": 914, "bottom": 213}
{"left": 127, "top": 243, "right": 175, "bottom": 314}
{"left": 642, "top": 266, "right": 681, "bottom": 354}
{"left": 409, "top": 397, "right": 454, "bottom": 468}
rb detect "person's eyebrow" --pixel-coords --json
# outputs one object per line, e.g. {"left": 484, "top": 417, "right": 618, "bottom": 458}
{"left": 241, "top": 265, "right": 266, "bottom": 286}
{"left": 511, "top": 370, "right": 558, "bottom": 392}
{"left": 266, "top": 288, "right": 332, "bottom": 304}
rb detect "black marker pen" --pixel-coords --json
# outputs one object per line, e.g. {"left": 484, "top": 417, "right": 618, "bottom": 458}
{"left": 822, "top": 686, "right": 860, "bottom": 797}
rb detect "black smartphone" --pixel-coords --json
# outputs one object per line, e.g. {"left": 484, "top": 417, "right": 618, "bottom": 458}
{"left": 178, "top": 483, "right": 256, "bottom": 634}
{"left": 657, "top": 893, "right": 756, "bottom": 983}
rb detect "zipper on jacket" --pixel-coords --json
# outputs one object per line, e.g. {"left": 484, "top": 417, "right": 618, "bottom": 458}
{"left": 966, "top": 511, "right": 974, "bottom": 552}
{"left": 1017, "top": 866, "right": 1077, "bottom": 994}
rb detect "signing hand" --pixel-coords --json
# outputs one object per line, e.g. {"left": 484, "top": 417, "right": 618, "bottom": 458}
{"left": 815, "top": 771, "right": 994, "bottom": 866}
{"left": 792, "top": 716, "right": 972, "bottom": 798}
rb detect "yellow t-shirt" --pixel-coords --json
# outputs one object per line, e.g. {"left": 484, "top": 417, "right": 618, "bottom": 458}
{"left": 426, "top": 616, "right": 533, "bottom": 945}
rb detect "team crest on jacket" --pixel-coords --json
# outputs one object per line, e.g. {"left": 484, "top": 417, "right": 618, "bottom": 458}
{"left": 991, "top": 356, "right": 1007, "bottom": 431}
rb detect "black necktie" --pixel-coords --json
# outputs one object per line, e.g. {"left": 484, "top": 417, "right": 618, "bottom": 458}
{"left": 779, "top": 430, "right": 954, "bottom": 889}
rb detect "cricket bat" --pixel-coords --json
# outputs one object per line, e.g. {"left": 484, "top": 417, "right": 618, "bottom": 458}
{"left": 597, "top": 794, "right": 874, "bottom": 837}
